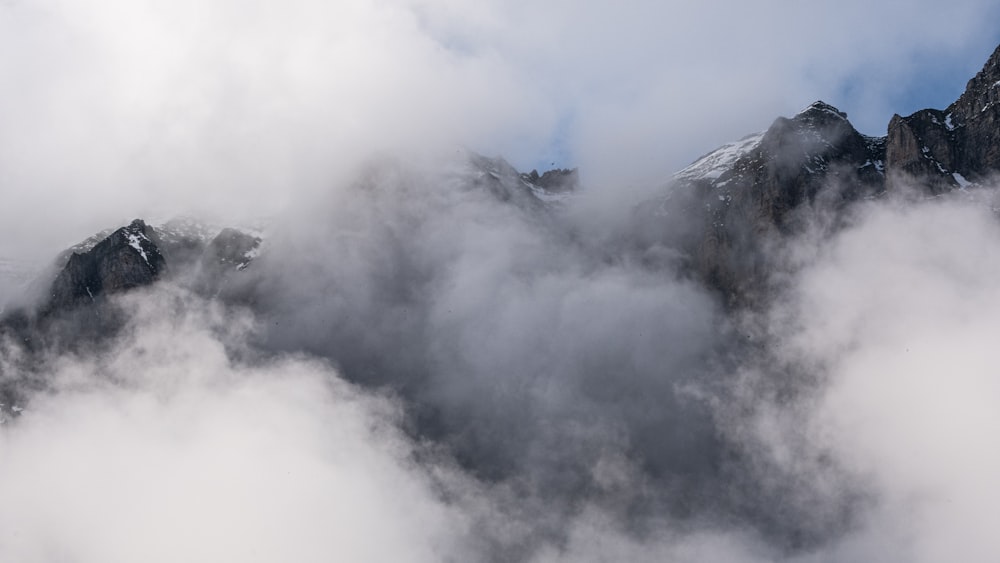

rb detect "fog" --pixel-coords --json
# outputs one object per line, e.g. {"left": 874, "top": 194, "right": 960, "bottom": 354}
{"left": 4, "top": 0, "right": 1000, "bottom": 561}
{"left": 2, "top": 0, "right": 999, "bottom": 257}
{"left": 5, "top": 160, "right": 1000, "bottom": 559}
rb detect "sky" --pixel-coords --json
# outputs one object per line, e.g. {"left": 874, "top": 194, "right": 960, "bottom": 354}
{"left": 1, "top": 0, "right": 1000, "bottom": 259}
{"left": 4, "top": 2, "right": 1000, "bottom": 561}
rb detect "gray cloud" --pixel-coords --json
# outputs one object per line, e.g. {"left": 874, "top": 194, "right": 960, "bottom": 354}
{"left": 4, "top": 1, "right": 1000, "bottom": 561}
{"left": 761, "top": 197, "right": 1000, "bottom": 561}
{"left": 0, "top": 287, "right": 482, "bottom": 562}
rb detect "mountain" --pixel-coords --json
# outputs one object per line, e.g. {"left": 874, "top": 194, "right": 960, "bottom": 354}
{"left": 2, "top": 45, "right": 999, "bottom": 559}
{"left": 5, "top": 46, "right": 999, "bottom": 323}
{"left": 887, "top": 44, "right": 1000, "bottom": 192}
{"left": 640, "top": 44, "right": 1000, "bottom": 306}
{"left": 46, "top": 219, "right": 165, "bottom": 312}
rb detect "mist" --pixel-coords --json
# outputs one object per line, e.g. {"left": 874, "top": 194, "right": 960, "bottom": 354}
{"left": 4, "top": 0, "right": 1000, "bottom": 560}
{"left": 6, "top": 156, "right": 1000, "bottom": 560}
{"left": 3, "top": 0, "right": 999, "bottom": 258}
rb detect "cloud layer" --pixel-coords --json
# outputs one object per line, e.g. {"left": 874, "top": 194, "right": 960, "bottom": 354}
{"left": 4, "top": 1, "right": 1000, "bottom": 561}
{"left": 2, "top": 0, "right": 999, "bottom": 257}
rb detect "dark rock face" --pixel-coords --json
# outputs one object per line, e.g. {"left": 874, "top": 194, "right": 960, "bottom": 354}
{"left": 36, "top": 218, "right": 262, "bottom": 315}
{"left": 46, "top": 219, "right": 165, "bottom": 311}
{"left": 650, "top": 101, "right": 885, "bottom": 305}
{"left": 942, "top": 43, "right": 1000, "bottom": 175}
{"left": 886, "top": 44, "right": 1000, "bottom": 191}
{"left": 649, "top": 45, "right": 1000, "bottom": 306}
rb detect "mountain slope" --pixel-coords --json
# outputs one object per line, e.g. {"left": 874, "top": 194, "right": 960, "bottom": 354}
{"left": 645, "top": 45, "right": 1000, "bottom": 306}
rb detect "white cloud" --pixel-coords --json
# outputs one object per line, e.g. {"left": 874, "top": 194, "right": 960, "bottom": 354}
{"left": 1, "top": 0, "right": 998, "bottom": 256}
{"left": 0, "top": 289, "right": 475, "bottom": 562}
{"left": 761, "top": 198, "right": 1000, "bottom": 561}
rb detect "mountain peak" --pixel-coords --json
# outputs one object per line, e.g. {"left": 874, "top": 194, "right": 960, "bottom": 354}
{"left": 795, "top": 101, "right": 849, "bottom": 122}
{"left": 45, "top": 219, "right": 165, "bottom": 312}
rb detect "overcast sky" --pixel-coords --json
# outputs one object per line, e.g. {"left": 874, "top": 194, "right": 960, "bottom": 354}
{"left": 1, "top": 0, "right": 999, "bottom": 258}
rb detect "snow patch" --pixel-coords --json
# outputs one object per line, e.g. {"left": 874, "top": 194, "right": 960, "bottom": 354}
{"left": 127, "top": 232, "right": 152, "bottom": 267}
{"left": 675, "top": 132, "right": 764, "bottom": 184}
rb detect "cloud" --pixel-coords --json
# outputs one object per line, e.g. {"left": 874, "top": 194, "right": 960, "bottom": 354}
{"left": 0, "top": 288, "right": 478, "bottom": 562}
{"left": 4, "top": 1, "right": 1000, "bottom": 560}
{"left": 2, "top": 0, "right": 998, "bottom": 258}
{"left": 732, "top": 195, "right": 1000, "bottom": 561}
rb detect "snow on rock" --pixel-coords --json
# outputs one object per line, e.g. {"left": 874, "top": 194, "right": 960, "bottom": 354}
{"left": 127, "top": 232, "right": 152, "bottom": 266}
{"left": 674, "top": 132, "right": 765, "bottom": 184}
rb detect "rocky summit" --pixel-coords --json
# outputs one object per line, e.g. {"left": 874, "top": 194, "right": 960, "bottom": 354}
{"left": 46, "top": 219, "right": 165, "bottom": 312}
{"left": 37, "top": 218, "right": 261, "bottom": 316}
{"left": 641, "top": 44, "right": 1000, "bottom": 306}
{"left": 887, "top": 44, "right": 1000, "bottom": 192}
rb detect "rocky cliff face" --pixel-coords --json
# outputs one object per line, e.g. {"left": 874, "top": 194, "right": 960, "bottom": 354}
{"left": 38, "top": 218, "right": 262, "bottom": 315}
{"left": 650, "top": 101, "right": 885, "bottom": 304}
{"left": 46, "top": 219, "right": 165, "bottom": 311}
{"left": 886, "top": 44, "right": 1000, "bottom": 193}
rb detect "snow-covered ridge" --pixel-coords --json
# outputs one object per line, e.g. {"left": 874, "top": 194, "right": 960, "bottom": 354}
{"left": 674, "top": 132, "right": 764, "bottom": 184}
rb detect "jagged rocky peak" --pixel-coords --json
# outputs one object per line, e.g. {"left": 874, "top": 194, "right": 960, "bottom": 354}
{"left": 520, "top": 167, "right": 579, "bottom": 193}
{"left": 760, "top": 101, "right": 876, "bottom": 166}
{"left": 655, "top": 101, "right": 889, "bottom": 307}
{"left": 887, "top": 44, "right": 1000, "bottom": 192}
{"left": 47, "top": 219, "right": 165, "bottom": 311}
{"left": 38, "top": 218, "right": 263, "bottom": 314}
{"left": 793, "top": 100, "right": 850, "bottom": 124}
{"left": 675, "top": 100, "right": 884, "bottom": 191}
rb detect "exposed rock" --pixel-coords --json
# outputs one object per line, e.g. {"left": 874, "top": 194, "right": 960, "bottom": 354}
{"left": 886, "top": 110, "right": 957, "bottom": 193}
{"left": 944, "top": 43, "right": 1000, "bottom": 175}
{"left": 644, "top": 45, "right": 1000, "bottom": 307}
{"left": 886, "top": 44, "right": 1000, "bottom": 191}
{"left": 650, "top": 101, "right": 885, "bottom": 305}
{"left": 520, "top": 167, "right": 579, "bottom": 193}
{"left": 46, "top": 219, "right": 164, "bottom": 311}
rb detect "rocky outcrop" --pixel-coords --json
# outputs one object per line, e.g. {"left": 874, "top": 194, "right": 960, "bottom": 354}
{"left": 37, "top": 218, "right": 263, "bottom": 314}
{"left": 650, "top": 45, "right": 1000, "bottom": 306}
{"left": 520, "top": 167, "right": 579, "bottom": 193}
{"left": 886, "top": 44, "right": 1000, "bottom": 191}
{"left": 650, "top": 101, "right": 885, "bottom": 305}
{"left": 46, "top": 219, "right": 165, "bottom": 311}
